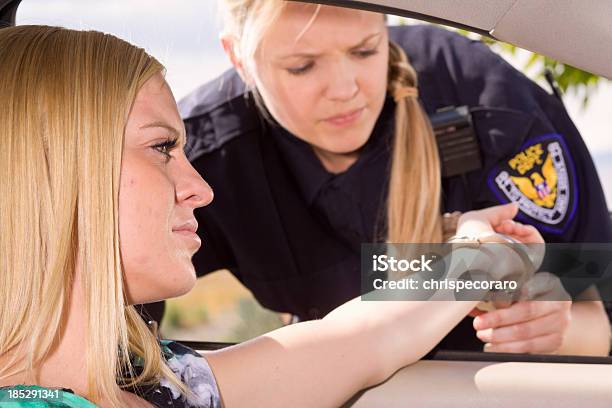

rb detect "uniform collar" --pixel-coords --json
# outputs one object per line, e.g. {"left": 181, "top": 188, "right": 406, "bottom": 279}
{"left": 270, "top": 97, "right": 395, "bottom": 206}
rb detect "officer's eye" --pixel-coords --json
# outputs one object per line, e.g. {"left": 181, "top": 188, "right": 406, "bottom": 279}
{"left": 151, "top": 137, "right": 179, "bottom": 162}
{"left": 353, "top": 48, "right": 378, "bottom": 58}
{"left": 287, "top": 61, "right": 314, "bottom": 76}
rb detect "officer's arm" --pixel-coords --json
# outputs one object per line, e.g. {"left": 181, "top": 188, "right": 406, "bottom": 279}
{"left": 558, "top": 287, "right": 611, "bottom": 356}
{"left": 447, "top": 31, "right": 612, "bottom": 355}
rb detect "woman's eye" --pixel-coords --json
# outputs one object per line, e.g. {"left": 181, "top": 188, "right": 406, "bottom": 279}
{"left": 353, "top": 48, "right": 379, "bottom": 58}
{"left": 287, "top": 62, "right": 314, "bottom": 76}
{"left": 151, "top": 138, "right": 179, "bottom": 162}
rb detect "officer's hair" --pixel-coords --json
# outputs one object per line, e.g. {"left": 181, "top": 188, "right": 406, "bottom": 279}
{"left": 386, "top": 42, "right": 443, "bottom": 243}
{"left": 220, "top": 0, "right": 287, "bottom": 65}
{"left": 221, "top": 0, "right": 443, "bottom": 243}
{"left": 0, "top": 25, "right": 189, "bottom": 407}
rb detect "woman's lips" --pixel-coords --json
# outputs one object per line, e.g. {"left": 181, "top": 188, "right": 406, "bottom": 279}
{"left": 173, "top": 229, "right": 202, "bottom": 247}
{"left": 323, "top": 107, "right": 364, "bottom": 127}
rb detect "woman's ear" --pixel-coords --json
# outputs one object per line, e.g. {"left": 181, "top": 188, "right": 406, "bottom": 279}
{"left": 220, "top": 34, "right": 252, "bottom": 85}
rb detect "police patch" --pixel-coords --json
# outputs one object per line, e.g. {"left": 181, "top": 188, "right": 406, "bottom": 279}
{"left": 487, "top": 134, "right": 577, "bottom": 234}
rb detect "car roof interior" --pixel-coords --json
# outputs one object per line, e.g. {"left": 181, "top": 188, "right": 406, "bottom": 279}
{"left": 0, "top": 0, "right": 19, "bottom": 29}
{"left": 3, "top": 0, "right": 611, "bottom": 80}
{"left": 306, "top": 0, "right": 612, "bottom": 80}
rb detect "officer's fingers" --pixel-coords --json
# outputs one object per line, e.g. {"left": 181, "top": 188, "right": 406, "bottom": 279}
{"left": 476, "top": 310, "right": 569, "bottom": 343}
{"left": 513, "top": 223, "right": 543, "bottom": 243}
{"left": 462, "top": 203, "right": 519, "bottom": 227}
{"left": 494, "top": 221, "right": 544, "bottom": 244}
{"left": 519, "top": 272, "right": 570, "bottom": 301}
{"left": 483, "top": 332, "right": 564, "bottom": 354}
{"left": 473, "top": 300, "right": 564, "bottom": 330}
{"left": 458, "top": 203, "right": 518, "bottom": 237}
{"left": 520, "top": 224, "right": 541, "bottom": 238}
{"left": 519, "top": 272, "right": 557, "bottom": 300}
{"left": 468, "top": 307, "right": 487, "bottom": 317}
{"left": 484, "top": 202, "right": 519, "bottom": 225}
{"left": 491, "top": 299, "right": 514, "bottom": 309}
{"left": 456, "top": 216, "right": 495, "bottom": 237}
{"left": 495, "top": 220, "right": 536, "bottom": 237}
{"left": 493, "top": 219, "right": 516, "bottom": 234}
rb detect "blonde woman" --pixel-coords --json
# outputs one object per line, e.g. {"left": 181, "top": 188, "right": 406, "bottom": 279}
{"left": 0, "top": 25, "right": 547, "bottom": 407}
{"left": 179, "top": 0, "right": 612, "bottom": 355}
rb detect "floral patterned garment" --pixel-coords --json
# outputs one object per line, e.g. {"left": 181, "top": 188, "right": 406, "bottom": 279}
{"left": 0, "top": 340, "right": 222, "bottom": 408}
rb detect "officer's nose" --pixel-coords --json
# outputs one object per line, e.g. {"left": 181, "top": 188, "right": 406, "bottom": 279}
{"left": 175, "top": 159, "right": 214, "bottom": 209}
{"left": 324, "top": 59, "right": 359, "bottom": 101}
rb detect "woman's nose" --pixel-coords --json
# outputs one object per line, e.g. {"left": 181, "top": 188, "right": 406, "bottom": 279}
{"left": 175, "top": 161, "right": 214, "bottom": 209}
{"left": 324, "top": 59, "right": 359, "bottom": 101}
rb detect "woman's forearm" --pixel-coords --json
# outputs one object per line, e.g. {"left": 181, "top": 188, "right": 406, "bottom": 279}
{"left": 205, "top": 298, "right": 478, "bottom": 408}
{"left": 204, "top": 206, "right": 527, "bottom": 407}
{"left": 205, "top": 246, "right": 505, "bottom": 406}
{"left": 323, "top": 297, "right": 479, "bottom": 386}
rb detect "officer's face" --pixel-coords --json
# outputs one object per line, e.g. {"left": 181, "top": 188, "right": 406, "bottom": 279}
{"left": 119, "top": 73, "right": 213, "bottom": 304}
{"left": 252, "top": 4, "right": 388, "bottom": 171}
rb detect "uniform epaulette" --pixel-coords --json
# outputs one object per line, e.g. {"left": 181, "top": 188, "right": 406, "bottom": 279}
{"left": 179, "top": 69, "right": 262, "bottom": 162}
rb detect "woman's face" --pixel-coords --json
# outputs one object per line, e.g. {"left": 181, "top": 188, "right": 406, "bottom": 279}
{"left": 250, "top": 4, "right": 389, "bottom": 170}
{"left": 119, "top": 73, "right": 213, "bottom": 304}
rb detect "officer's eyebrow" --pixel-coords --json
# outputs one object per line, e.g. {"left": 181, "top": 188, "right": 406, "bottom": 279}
{"left": 139, "top": 121, "right": 187, "bottom": 146}
{"left": 276, "top": 31, "right": 383, "bottom": 59}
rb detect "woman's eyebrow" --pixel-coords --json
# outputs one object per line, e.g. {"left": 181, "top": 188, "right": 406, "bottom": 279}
{"left": 276, "top": 31, "right": 383, "bottom": 60}
{"left": 349, "top": 31, "right": 383, "bottom": 49}
{"left": 140, "top": 121, "right": 186, "bottom": 145}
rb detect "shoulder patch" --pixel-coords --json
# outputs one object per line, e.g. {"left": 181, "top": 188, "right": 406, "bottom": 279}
{"left": 487, "top": 134, "right": 578, "bottom": 234}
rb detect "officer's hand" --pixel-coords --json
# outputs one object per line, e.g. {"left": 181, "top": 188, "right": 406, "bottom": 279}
{"left": 458, "top": 203, "right": 544, "bottom": 245}
{"left": 473, "top": 272, "right": 572, "bottom": 354}
{"left": 493, "top": 218, "right": 544, "bottom": 244}
{"left": 456, "top": 203, "right": 519, "bottom": 238}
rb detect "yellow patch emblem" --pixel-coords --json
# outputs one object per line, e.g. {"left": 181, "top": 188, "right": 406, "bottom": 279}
{"left": 508, "top": 143, "right": 545, "bottom": 175}
{"left": 490, "top": 134, "right": 576, "bottom": 232}
{"left": 510, "top": 152, "right": 558, "bottom": 208}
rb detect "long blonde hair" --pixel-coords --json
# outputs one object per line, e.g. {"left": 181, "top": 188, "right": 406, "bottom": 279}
{"left": 386, "top": 42, "right": 443, "bottom": 243}
{"left": 219, "top": 0, "right": 443, "bottom": 243}
{"left": 0, "top": 26, "right": 187, "bottom": 406}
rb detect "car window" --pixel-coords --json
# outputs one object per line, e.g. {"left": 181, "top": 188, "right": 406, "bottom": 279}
{"left": 15, "top": 0, "right": 612, "bottom": 348}
{"left": 17, "top": 0, "right": 232, "bottom": 101}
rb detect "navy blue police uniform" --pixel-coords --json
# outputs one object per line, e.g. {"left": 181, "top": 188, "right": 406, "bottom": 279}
{"left": 177, "top": 25, "right": 612, "bottom": 350}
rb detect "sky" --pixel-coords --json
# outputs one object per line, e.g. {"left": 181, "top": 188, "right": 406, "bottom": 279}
{"left": 16, "top": 0, "right": 612, "bottom": 203}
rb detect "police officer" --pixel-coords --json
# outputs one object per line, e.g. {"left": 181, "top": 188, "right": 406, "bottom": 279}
{"left": 176, "top": 2, "right": 611, "bottom": 354}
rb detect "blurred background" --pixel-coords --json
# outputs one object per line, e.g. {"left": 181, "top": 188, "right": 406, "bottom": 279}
{"left": 17, "top": 0, "right": 612, "bottom": 343}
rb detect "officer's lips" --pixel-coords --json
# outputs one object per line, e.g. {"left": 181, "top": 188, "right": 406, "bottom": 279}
{"left": 172, "top": 219, "right": 201, "bottom": 248}
{"left": 322, "top": 107, "right": 365, "bottom": 127}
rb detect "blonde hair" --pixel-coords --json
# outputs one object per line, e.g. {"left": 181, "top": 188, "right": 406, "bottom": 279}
{"left": 0, "top": 26, "right": 187, "bottom": 406}
{"left": 220, "top": 0, "right": 287, "bottom": 64}
{"left": 386, "top": 42, "right": 443, "bottom": 243}
{"left": 220, "top": 0, "right": 443, "bottom": 243}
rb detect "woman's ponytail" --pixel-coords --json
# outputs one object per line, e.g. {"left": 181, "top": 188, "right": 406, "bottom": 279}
{"left": 386, "top": 41, "right": 443, "bottom": 244}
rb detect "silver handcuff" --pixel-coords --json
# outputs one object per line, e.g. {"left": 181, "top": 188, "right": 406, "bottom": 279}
{"left": 447, "top": 232, "right": 545, "bottom": 309}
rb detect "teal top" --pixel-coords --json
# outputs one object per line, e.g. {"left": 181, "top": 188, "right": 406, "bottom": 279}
{"left": 0, "top": 385, "right": 96, "bottom": 407}
{"left": 0, "top": 340, "right": 221, "bottom": 407}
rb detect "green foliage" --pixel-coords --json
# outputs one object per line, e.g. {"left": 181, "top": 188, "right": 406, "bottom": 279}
{"left": 226, "top": 298, "right": 284, "bottom": 341}
{"left": 162, "top": 300, "right": 209, "bottom": 330}
{"left": 394, "top": 17, "right": 605, "bottom": 104}
{"left": 457, "top": 29, "right": 602, "bottom": 107}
